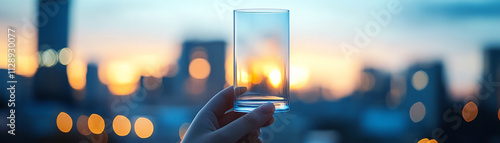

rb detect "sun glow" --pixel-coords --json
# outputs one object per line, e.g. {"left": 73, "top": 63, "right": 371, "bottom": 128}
{"left": 268, "top": 69, "right": 282, "bottom": 88}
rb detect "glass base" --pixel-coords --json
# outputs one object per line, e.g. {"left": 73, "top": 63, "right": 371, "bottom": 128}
{"left": 234, "top": 100, "right": 289, "bottom": 113}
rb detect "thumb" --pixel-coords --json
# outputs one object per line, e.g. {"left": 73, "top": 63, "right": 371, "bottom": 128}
{"left": 214, "top": 103, "right": 275, "bottom": 142}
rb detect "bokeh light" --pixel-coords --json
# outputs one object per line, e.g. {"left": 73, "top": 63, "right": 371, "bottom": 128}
{"left": 189, "top": 58, "right": 211, "bottom": 79}
{"left": 268, "top": 69, "right": 282, "bottom": 88}
{"left": 67, "top": 59, "right": 87, "bottom": 90}
{"left": 462, "top": 101, "right": 478, "bottom": 122}
{"left": 77, "top": 115, "right": 91, "bottom": 135}
{"left": 185, "top": 77, "right": 206, "bottom": 95}
{"left": 360, "top": 72, "right": 375, "bottom": 92}
{"left": 88, "top": 114, "right": 105, "bottom": 134}
{"left": 179, "top": 122, "right": 190, "bottom": 140}
{"left": 410, "top": 102, "right": 426, "bottom": 123}
{"left": 16, "top": 52, "right": 39, "bottom": 77}
{"left": 41, "top": 49, "right": 58, "bottom": 67}
{"left": 143, "top": 76, "right": 162, "bottom": 90}
{"left": 412, "top": 70, "right": 429, "bottom": 91}
{"left": 56, "top": 112, "right": 73, "bottom": 133}
{"left": 113, "top": 115, "right": 131, "bottom": 136}
{"left": 134, "top": 117, "right": 154, "bottom": 138}
{"left": 58, "top": 48, "right": 73, "bottom": 65}
{"left": 90, "top": 131, "right": 108, "bottom": 143}
{"left": 190, "top": 48, "right": 207, "bottom": 59}
{"left": 387, "top": 75, "right": 406, "bottom": 108}
{"left": 104, "top": 61, "right": 141, "bottom": 95}
{"left": 418, "top": 138, "right": 429, "bottom": 143}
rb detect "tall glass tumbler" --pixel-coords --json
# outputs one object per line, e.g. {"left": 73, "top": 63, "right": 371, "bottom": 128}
{"left": 233, "top": 9, "right": 289, "bottom": 112}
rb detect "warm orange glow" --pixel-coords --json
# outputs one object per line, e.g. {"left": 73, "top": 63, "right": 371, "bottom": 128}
{"left": 133, "top": 55, "right": 170, "bottom": 78}
{"left": 290, "top": 48, "right": 362, "bottom": 99}
{"left": 429, "top": 139, "right": 438, "bottom": 143}
{"left": 418, "top": 138, "right": 429, "bottom": 143}
{"left": 103, "top": 61, "right": 141, "bottom": 95}
{"left": 189, "top": 58, "right": 211, "bottom": 79}
{"left": 134, "top": 117, "right": 154, "bottom": 138}
{"left": 108, "top": 83, "right": 139, "bottom": 96}
{"left": 0, "top": 31, "right": 38, "bottom": 76}
{"left": 225, "top": 46, "right": 233, "bottom": 85}
{"left": 113, "top": 115, "right": 131, "bottom": 136}
{"left": 77, "top": 115, "right": 91, "bottom": 135}
{"left": 268, "top": 69, "right": 282, "bottom": 88}
{"left": 67, "top": 59, "right": 87, "bottom": 90}
{"left": 290, "top": 66, "right": 309, "bottom": 89}
{"left": 179, "top": 123, "right": 190, "bottom": 140}
{"left": 56, "top": 112, "right": 73, "bottom": 133}
{"left": 462, "top": 101, "right": 478, "bottom": 122}
{"left": 107, "top": 62, "right": 140, "bottom": 85}
{"left": 498, "top": 108, "right": 500, "bottom": 120}
{"left": 237, "top": 69, "right": 250, "bottom": 85}
{"left": 88, "top": 114, "right": 105, "bottom": 134}
{"left": 16, "top": 52, "right": 39, "bottom": 77}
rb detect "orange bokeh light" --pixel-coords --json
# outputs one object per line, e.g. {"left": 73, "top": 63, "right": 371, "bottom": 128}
{"left": 179, "top": 123, "right": 190, "bottom": 140}
{"left": 67, "top": 59, "right": 87, "bottom": 90}
{"left": 77, "top": 115, "right": 91, "bottom": 135}
{"left": 189, "top": 58, "right": 211, "bottom": 79}
{"left": 498, "top": 108, "right": 500, "bottom": 120}
{"left": 16, "top": 52, "right": 39, "bottom": 77}
{"left": 56, "top": 112, "right": 73, "bottom": 133}
{"left": 88, "top": 114, "right": 105, "bottom": 134}
{"left": 113, "top": 115, "right": 131, "bottom": 136}
{"left": 100, "top": 61, "right": 141, "bottom": 95}
{"left": 134, "top": 117, "right": 154, "bottom": 138}
{"left": 462, "top": 101, "right": 478, "bottom": 122}
{"left": 418, "top": 138, "right": 438, "bottom": 143}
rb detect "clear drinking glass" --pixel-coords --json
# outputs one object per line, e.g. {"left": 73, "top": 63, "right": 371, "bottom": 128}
{"left": 233, "top": 9, "right": 289, "bottom": 112}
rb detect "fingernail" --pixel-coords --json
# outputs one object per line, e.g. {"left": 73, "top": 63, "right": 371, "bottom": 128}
{"left": 259, "top": 103, "right": 275, "bottom": 114}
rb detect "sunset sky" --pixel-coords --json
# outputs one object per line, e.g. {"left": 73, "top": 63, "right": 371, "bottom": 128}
{"left": 1, "top": 0, "right": 500, "bottom": 98}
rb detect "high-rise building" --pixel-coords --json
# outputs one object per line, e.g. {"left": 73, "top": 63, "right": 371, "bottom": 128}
{"left": 402, "top": 61, "right": 448, "bottom": 132}
{"left": 33, "top": 0, "right": 72, "bottom": 102}
{"left": 174, "top": 41, "right": 226, "bottom": 103}
{"left": 481, "top": 47, "right": 500, "bottom": 113}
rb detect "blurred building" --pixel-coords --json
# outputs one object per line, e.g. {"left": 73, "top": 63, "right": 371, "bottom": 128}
{"left": 33, "top": 0, "right": 73, "bottom": 103}
{"left": 481, "top": 47, "right": 500, "bottom": 113}
{"left": 173, "top": 41, "right": 226, "bottom": 103}
{"left": 356, "top": 68, "right": 391, "bottom": 105}
{"left": 401, "top": 61, "right": 449, "bottom": 138}
{"left": 449, "top": 47, "right": 500, "bottom": 143}
{"left": 83, "top": 63, "right": 110, "bottom": 114}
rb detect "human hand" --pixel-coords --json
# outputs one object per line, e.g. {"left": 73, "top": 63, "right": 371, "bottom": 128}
{"left": 182, "top": 86, "right": 275, "bottom": 143}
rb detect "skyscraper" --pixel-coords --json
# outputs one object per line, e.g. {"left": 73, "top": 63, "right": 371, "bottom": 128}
{"left": 33, "top": 0, "right": 72, "bottom": 102}
{"left": 175, "top": 41, "right": 226, "bottom": 103}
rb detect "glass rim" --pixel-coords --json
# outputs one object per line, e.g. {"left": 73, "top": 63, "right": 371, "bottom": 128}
{"left": 234, "top": 9, "right": 289, "bottom": 13}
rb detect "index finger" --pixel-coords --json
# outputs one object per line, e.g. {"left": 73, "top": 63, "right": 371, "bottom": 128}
{"left": 201, "top": 86, "right": 247, "bottom": 118}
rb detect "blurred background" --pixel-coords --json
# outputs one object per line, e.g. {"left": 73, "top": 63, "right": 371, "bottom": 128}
{"left": 1, "top": 0, "right": 500, "bottom": 142}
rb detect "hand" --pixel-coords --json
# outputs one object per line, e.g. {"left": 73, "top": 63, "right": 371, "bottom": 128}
{"left": 182, "top": 86, "right": 275, "bottom": 143}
